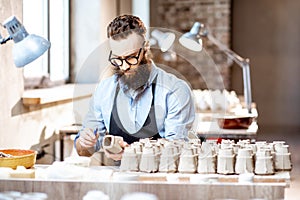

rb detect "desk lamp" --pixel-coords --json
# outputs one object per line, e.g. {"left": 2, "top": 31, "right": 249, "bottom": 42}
{"left": 151, "top": 29, "right": 175, "bottom": 52}
{"left": 179, "top": 22, "right": 252, "bottom": 113}
{"left": 0, "top": 16, "right": 50, "bottom": 67}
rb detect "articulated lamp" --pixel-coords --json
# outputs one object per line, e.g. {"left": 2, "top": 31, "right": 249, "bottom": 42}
{"left": 179, "top": 22, "right": 252, "bottom": 113}
{"left": 0, "top": 16, "right": 51, "bottom": 68}
{"left": 151, "top": 29, "right": 175, "bottom": 52}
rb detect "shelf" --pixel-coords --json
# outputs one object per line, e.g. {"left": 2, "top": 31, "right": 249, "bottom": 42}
{"left": 22, "top": 83, "right": 96, "bottom": 106}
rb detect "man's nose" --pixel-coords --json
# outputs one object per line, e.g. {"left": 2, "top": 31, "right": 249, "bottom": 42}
{"left": 119, "top": 62, "right": 131, "bottom": 71}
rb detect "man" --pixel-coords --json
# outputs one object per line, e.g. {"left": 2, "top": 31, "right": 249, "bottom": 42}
{"left": 75, "top": 15, "right": 195, "bottom": 161}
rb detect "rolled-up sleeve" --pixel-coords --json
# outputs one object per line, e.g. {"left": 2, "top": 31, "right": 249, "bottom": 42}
{"left": 74, "top": 79, "right": 114, "bottom": 151}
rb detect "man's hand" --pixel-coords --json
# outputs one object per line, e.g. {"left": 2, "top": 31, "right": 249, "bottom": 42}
{"left": 78, "top": 128, "right": 99, "bottom": 148}
{"left": 76, "top": 128, "right": 99, "bottom": 156}
{"left": 103, "top": 140, "right": 129, "bottom": 161}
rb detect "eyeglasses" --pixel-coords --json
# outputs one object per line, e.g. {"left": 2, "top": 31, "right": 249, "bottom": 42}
{"left": 108, "top": 42, "right": 145, "bottom": 68}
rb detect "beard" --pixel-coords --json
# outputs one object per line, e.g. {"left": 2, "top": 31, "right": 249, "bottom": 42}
{"left": 113, "top": 56, "right": 151, "bottom": 91}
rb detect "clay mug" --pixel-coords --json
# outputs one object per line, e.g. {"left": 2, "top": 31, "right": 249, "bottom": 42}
{"left": 102, "top": 135, "right": 124, "bottom": 154}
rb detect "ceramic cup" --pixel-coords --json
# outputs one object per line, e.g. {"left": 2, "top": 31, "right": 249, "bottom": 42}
{"left": 274, "top": 153, "right": 292, "bottom": 171}
{"left": 237, "top": 148, "right": 253, "bottom": 157}
{"left": 120, "top": 154, "right": 139, "bottom": 172}
{"left": 235, "top": 156, "right": 254, "bottom": 174}
{"left": 181, "top": 147, "right": 195, "bottom": 156}
{"left": 217, "top": 155, "right": 235, "bottom": 174}
{"left": 218, "top": 148, "right": 234, "bottom": 157}
{"left": 255, "top": 148, "right": 272, "bottom": 158}
{"left": 159, "top": 155, "right": 178, "bottom": 173}
{"left": 102, "top": 135, "right": 124, "bottom": 154}
{"left": 178, "top": 155, "right": 197, "bottom": 173}
{"left": 139, "top": 144, "right": 158, "bottom": 172}
{"left": 254, "top": 156, "right": 274, "bottom": 175}
{"left": 139, "top": 154, "right": 158, "bottom": 173}
{"left": 197, "top": 155, "right": 217, "bottom": 174}
{"left": 200, "top": 142, "right": 215, "bottom": 157}
{"left": 275, "top": 145, "right": 289, "bottom": 154}
{"left": 255, "top": 141, "right": 268, "bottom": 152}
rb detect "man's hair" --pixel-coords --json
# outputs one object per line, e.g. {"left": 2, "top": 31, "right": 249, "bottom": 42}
{"left": 107, "top": 15, "right": 146, "bottom": 40}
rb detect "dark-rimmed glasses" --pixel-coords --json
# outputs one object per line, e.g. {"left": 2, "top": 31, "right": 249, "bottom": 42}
{"left": 108, "top": 42, "right": 145, "bottom": 68}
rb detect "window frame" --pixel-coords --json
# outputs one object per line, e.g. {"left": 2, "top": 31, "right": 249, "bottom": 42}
{"left": 23, "top": 0, "right": 70, "bottom": 89}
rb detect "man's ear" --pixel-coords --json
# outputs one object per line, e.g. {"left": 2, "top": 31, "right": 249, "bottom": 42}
{"left": 144, "top": 40, "right": 150, "bottom": 51}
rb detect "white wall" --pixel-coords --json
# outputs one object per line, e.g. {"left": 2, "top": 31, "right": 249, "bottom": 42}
{"left": 71, "top": 0, "right": 118, "bottom": 83}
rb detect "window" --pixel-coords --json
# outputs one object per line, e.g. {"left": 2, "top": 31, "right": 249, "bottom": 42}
{"left": 23, "top": 0, "right": 69, "bottom": 89}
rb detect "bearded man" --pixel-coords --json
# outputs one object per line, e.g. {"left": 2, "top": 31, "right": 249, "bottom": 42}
{"left": 75, "top": 15, "right": 195, "bottom": 161}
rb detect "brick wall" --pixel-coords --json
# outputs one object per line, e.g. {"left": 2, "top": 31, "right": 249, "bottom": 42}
{"left": 150, "top": 0, "right": 232, "bottom": 89}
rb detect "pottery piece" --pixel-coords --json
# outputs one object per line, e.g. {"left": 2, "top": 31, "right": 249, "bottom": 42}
{"left": 197, "top": 142, "right": 216, "bottom": 174}
{"left": 200, "top": 142, "right": 216, "bottom": 156}
{"left": 159, "top": 155, "right": 178, "bottom": 173}
{"left": 255, "top": 148, "right": 272, "bottom": 158}
{"left": 272, "top": 141, "right": 286, "bottom": 151}
{"left": 218, "top": 148, "right": 234, "bottom": 157}
{"left": 139, "top": 144, "right": 158, "bottom": 173}
{"left": 220, "top": 139, "right": 234, "bottom": 149}
{"left": 159, "top": 145, "right": 179, "bottom": 173}
{"left": 178, "top": 155, "right": 197, "bottom": 173}
{"left": 217, "top": 148, "right": 235, "bottom": 174}
{"left": 131, "top": 142, "right": 143, "bottom": 153}
{"left": 181, "top": 146, "right": 194, "bottom": 156}
{"left": 254, "top": 156, "right": 274, "bottom": 175}
{"left": 274, "top": 144, "right": 289, "bottom": 154}
{"left": 234, "top": 148, "right": 254, "bottom": 174}
{"left": 237, "top": 148, "right": 253, "bottom": 157}
{"left": 217, "top": 155, "right": 235, "bottom": 174}
{"left": 177, "top": 144, "right": 197, "bottom": 173}
{"left": 235, "top": 156, "right": 254, "bottom": 174}
{"left": 197, "top": 154, "right": 217, "bottom": 174}
{"left": 102, "top": 135, "right": 123, "bottom": 154}
{"left": 274, "top": 153, "right": 292, "bottom": 171}
{"left": 255, "top": 141, "right": 268, "bottom": 152}
{"left": 120, "top": 146, "right": 139, "bottom": 172}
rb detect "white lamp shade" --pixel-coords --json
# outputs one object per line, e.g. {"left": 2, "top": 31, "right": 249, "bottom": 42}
{"left": 179, "top": 33, "right": 202, "bottom": 52}
{"left": 13, "top": 34, "right": 51, "bottom": 68}
{"left": 151, "top": 29, "right": 175, "bottom": 52}
{"left": 2, "top": 16, "right": 51, "bottom": 68}
{"left": 179, "top": 22, "right": 204, "bottom": 52}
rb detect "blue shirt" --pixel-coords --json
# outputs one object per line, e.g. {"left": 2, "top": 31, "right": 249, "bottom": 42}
{"left": 75, "top": 62, "right": 195, "bottom": 151}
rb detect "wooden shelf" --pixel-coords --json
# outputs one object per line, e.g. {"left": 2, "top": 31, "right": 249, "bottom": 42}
{"left": 22, "top": 84, "right": 96, "bottom": 106}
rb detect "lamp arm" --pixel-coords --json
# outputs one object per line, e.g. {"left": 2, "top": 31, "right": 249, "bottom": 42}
{"left": 0, "top": 35, "right": 12, "bottom": 45}
{"left": 207, "top": 34, "right": 252, "bottom": 113}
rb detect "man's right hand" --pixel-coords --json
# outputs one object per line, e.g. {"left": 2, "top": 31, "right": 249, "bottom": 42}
{"left": 76, "top": 128, "right": 99, "bottom": 156}
{"left": 78, "top": 128, "right": 99, "bottom": 148}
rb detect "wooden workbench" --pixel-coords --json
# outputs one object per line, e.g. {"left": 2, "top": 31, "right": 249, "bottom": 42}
{"left": 0, "top": 165, "right": 289, "bottom": 200}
